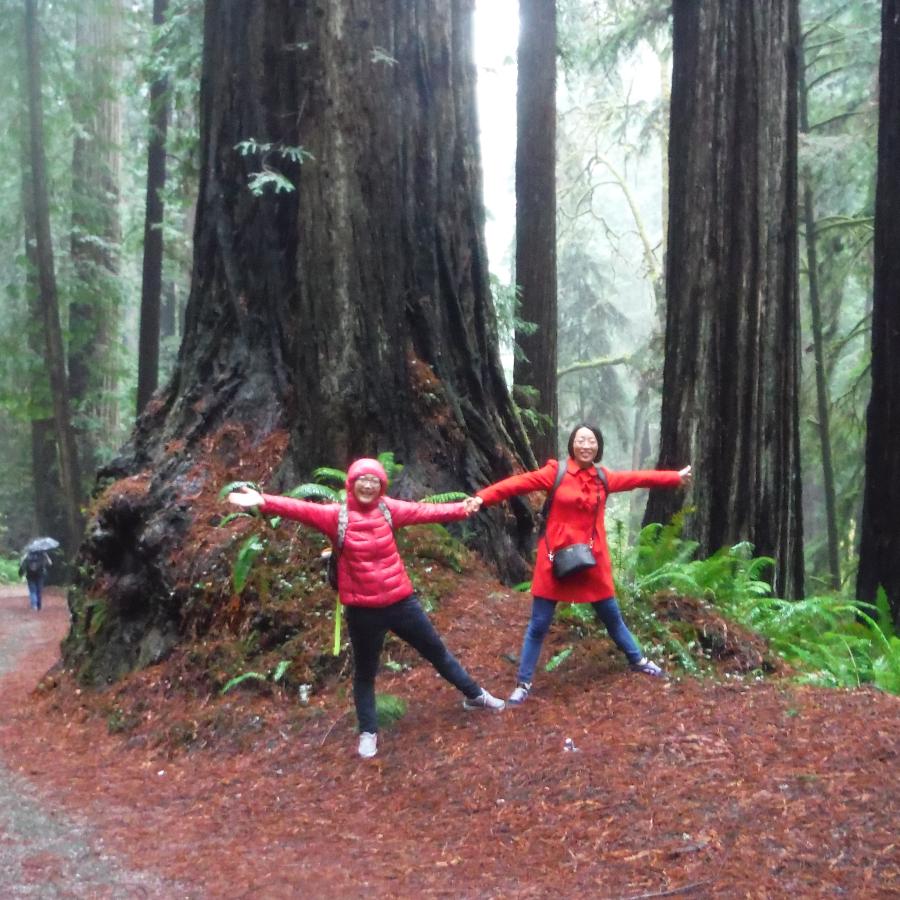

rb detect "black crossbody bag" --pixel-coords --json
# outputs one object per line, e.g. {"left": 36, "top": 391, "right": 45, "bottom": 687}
{"left": 540, "top": 458, "right": 609, "bottom": 579}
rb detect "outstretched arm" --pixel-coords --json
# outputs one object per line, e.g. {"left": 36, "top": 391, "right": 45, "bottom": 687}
{"left": 474, "top": 462, "right": 557, "bottom": 508}
{"left": 226, "top": 486, "right": 339, "bottom": 538}
{"left": 386, "top": 497, "right": 472, "bottom": 528}
{"left": 605, "top": 464, "right": 692, "bottom": 493}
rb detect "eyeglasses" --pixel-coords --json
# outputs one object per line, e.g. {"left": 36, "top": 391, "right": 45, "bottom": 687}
{"left": 355, "top": 476, "right": 381, "bottom": 487}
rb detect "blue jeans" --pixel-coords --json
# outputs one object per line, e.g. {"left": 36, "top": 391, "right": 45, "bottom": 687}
{"left": 516, "top": 596, "right": 642, "bottom": 683}
{"left": 345, "top": 595, "right": 481, "bottom": 733}
{"left": 26, "top": 577, "right": 43, "bottom": 611}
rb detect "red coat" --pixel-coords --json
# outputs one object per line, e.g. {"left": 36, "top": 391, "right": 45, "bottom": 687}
{"left": 477, "top": 459, "right": 682, "bottom": 603}
{"left": 259, "top": 492, "right": 468, "bottom": 608}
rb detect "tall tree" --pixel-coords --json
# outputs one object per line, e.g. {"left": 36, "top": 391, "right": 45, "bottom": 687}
{"left": 68, "top": 0, "right": 124, "bottom": 471}
{"left": 66, "top": 0, "right": 535, "bottom": 682}
{"left": 136, "top": 0, "right": 170, "bottom": 415}
{"left": 857, "top": 0, "right": 900, "bottom": 626}
{"left": 798, "top": 22, "right": 840, "bottom": 590}
{"left": 23, "top": 0, "right": 83, "bottom": 553}
{"left": 513, "top": 0, "right": 558, "bottom": 461}
{"left": 644, "top": 0, "right": 805, "bottom": 599}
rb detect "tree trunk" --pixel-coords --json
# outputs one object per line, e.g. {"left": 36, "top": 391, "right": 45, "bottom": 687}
{"left": 513, "top": 0, "right": 558, "bottom": 461}
{"left": 67, "top": 0, "right": 535, "bottom": 683}
{"left": 644, "top": 0, "right": 804, "bottom": 600}
{"left": 69, "top": 0, "right": 124, "bottom": 470}
{"left": 798, "top": 38, "right": 840, "bottom": 591}
{"left": 19, "top": 100, "right": 66, "bottom": 543}
{"left": 136, "top": 0, "right": 170, "bottom": 416}
{"left": 23, "top": 0, "right": 84, "bottom": 553}
{"left": 857, "top": 0, "right": 900, "bottom": 626}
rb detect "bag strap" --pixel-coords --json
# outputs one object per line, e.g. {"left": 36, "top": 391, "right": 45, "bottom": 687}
{"left": 539, "top": 457, "right": 609, "bottom": 542}
{"left": 335, "top": 499, "right": 393, "bottom": 551}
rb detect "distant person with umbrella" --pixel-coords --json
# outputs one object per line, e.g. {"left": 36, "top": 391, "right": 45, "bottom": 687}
{"left": 19, "top": 537, "right": 58, "bottom": 611}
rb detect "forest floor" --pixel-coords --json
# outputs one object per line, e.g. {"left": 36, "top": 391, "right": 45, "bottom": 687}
{"left": 0, "top": 579, "right": 898, "bottom": 899}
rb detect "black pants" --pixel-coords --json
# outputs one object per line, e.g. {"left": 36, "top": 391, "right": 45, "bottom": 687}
{"left": 345, "top": 595, "right": 481, "bottom": 733}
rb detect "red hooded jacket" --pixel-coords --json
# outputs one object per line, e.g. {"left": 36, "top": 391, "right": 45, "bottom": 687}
{"left": 477, "top": 458, "right": 682, "bottom": 603}
{"left": 259, "top": 458, "right": 469, "bottom": 608}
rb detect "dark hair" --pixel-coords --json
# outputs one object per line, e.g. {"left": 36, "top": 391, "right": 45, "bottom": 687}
{"left": 566, "top": 423, "right": 604, "bottom": 462}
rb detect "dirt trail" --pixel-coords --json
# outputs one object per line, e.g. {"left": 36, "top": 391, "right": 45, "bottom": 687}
{"left": 0, "top": 587, "right": 191, "bottom": 898}
{"left": 0, "top": 580, "right": 897, "bottom": 898}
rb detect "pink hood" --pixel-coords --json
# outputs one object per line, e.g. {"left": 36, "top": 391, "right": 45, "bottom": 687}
{"left": 345, "top": 458, "right": 388, "bottom": 496}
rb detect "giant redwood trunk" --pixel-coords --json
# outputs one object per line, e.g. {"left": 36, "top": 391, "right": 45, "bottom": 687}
{"left": 513, "top": 0, "right": 558, "bottom": 461}
{"left": 857, "top": 0, "right": 900, "bottom": 627}
{"left": 69, "top": 0, "right": 124, "bottom": 471}
{"left": 643, "top": 0, "right": 804, "bottom": 599}
{"left": 67, "top": 0, "right": 535, "bottom": 682}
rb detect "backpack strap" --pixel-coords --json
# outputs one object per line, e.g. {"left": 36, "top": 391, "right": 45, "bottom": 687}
{"left": 335, "top": 498, "right": 394, "bottom": 551}
{"left": 539, "top": 457, "right": 609, "bottom": 540}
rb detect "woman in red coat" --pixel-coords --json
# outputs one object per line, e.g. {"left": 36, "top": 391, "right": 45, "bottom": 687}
{"left": 468, "top": 424, "right": 691, "bottom": 705}
{"left": 228, "top": 458, "right": 504, "bottom": 758}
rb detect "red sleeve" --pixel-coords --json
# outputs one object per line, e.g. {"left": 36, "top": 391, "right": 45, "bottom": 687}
{"left": 259, "top": 494, "right": 340, "bottom": 540}
{"left": 385, "top": 497, "right": 469, "bottom": 528}
{"left": 604, "top": 468, "right": 683, "bottom": 493}
{"left": 476, "top": 461, "right": 557, "bottom": 507}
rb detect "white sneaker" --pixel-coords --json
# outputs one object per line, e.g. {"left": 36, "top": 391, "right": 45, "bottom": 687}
{"left": 508, "top": 682, "right": 532, "bottom": 705}
{"left": 358, "top": 731, "right": 378, "bottom": 758}
{"left": 462, "top": 688, "right": 505, "bottom": 711}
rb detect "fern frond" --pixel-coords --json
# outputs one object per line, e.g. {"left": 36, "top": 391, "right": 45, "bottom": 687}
{"left": 421, "top": 491, "right": 468, "bottom": 503}
{"left": 312, "top": 467, "right": 347, "bottom": 487}
{"left": 286, "top": 483, "right": 341, "bottom": 502}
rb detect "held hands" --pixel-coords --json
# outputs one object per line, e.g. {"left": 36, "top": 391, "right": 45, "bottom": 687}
{"left": 462, "top": 495, "right": 484, "bottom": 515}
{"left": 678, "top": 465, "right": 693, "bottom": 488}
{"left": 227, "top": 486, "right": 264, "bottom": 508}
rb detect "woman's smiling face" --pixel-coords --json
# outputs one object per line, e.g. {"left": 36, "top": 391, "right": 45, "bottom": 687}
{"left": 353, "top": 475, "right": 382, "bottom": 505}
{"left": 571, "top": 427, "right": 599, "bottom": 466}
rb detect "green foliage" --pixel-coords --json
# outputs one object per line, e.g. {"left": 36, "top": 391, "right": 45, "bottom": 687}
{"left": 0, "top": 557, "right": 20, "bottom": 585}
{"left": 232, "top": 535, "right": 265, "bottom": 594}
{"left": 421, "top": 492, "right": 468, "bottom": 504}
{"left": 220, "top": 658, "right": 291, "bottom": 694}
{"left": 234, "top": 138, "right": 314, "bottom": 196}
{"left": 615, "top": 518, "right": 900, "bottom": 695}
{"left": 375, "top": 693, "right": 408, "bottom": 729}
{"left": 545, "top": 646, "right": 574, "bottom": 672}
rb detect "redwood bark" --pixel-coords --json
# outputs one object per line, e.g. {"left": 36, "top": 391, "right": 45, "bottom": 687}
{"left": 23, "top": 0, "right": 84, "bottom": 553}
{"left": 857, "top": 0, "right": 900, "bottom": 626}
{"left": 513, "top": 0, "right": 558, "bottom": 461}
{"left": 644, "top": 0, "right": 804, "bottom": 599}
{"left": 69, "top": 0, "right": 535, "bottom": 681}
{"left": 69, "top": 0, "right": 124, "bottom": 468}
{"left": 136, "top": 0, "right": 170, "bottom": 416}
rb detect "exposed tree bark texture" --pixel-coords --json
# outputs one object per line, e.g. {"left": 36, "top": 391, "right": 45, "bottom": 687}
{"left": 19, "top": 110, "right": 66, "bottom": 544}
{"left": 23, "top": 0, "right": 84, "bottom": 554}
{"left": 68, "top": 0, "right": 535, "bottom": 682}
{"left": 643, "top": 0, "right": 804, "bottom": 599}
{"left": 798, "top": 40, "right": 840, "bottom": 592}
{"left": 513, "top": 0, "right": 558, "bottom": 462}
{"left": 68, "top": 0, "right": 124, "bottom": 471}
{"left": 858, "top": 0, "right": 900, "bottom": 627}
{"left": 136, "top": 0, "right": 170, "bottom": 416}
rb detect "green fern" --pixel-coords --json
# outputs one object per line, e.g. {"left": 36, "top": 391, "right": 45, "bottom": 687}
{"left": 286, "top": 482, "right": 342, "bottom": 502}
{"left": 421, "top": 491, "right": 469, "bottom": 503}
{"left": 311, "top": 467, "right": 348, "bottom": 487}
{"left": 232, "top": 534, "right": 265, "bottom": 594}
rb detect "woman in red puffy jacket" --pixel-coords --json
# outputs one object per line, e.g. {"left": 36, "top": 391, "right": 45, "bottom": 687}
{"left": 228, "top": 458, "right": 504, "bottom": 759}
{"left": 468, "top": 424, "right": 691, "bottom": 705}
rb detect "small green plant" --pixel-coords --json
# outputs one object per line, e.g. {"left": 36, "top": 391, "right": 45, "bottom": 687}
{"left": 0, "top": 556, "right": 21, "bottom": 584}
{"left": 545, "top": 646, "right": 573, "bottom": 672}
{"left": 221, "top": 658, "right": 291, "bottom": 695}
{"left": 375, "top": 693, "right": 408, "bottom": 729}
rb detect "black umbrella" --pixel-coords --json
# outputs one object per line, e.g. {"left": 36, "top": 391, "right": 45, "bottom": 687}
{"left": 22, "top": 537, "right": 60, "bottom": 554}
